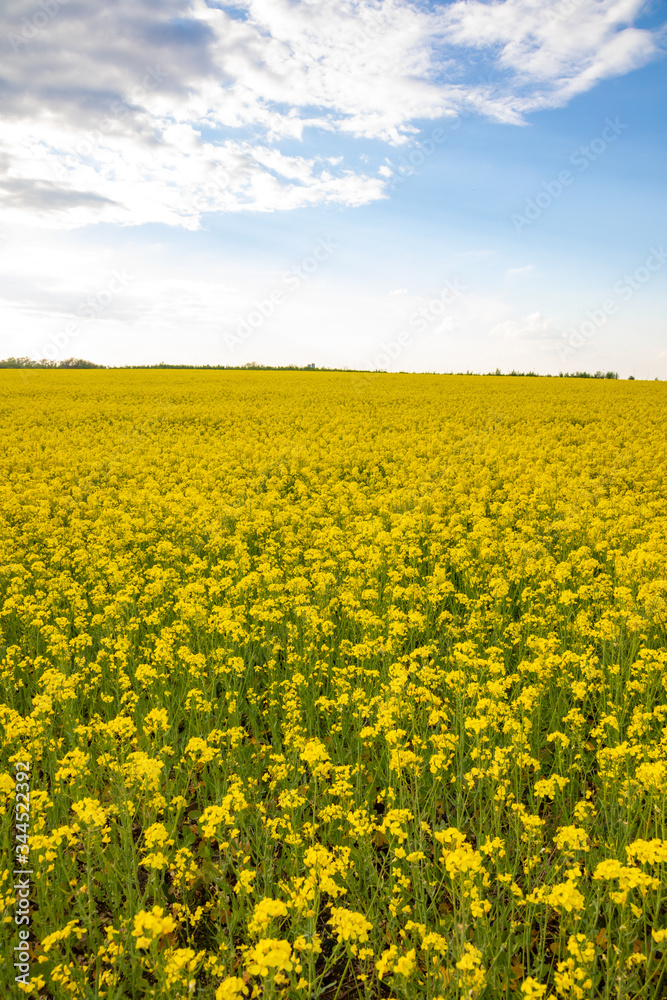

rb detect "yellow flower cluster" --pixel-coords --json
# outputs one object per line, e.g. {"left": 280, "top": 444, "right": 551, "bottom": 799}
{"left": 328, "top": 906, "right": 373, "bottom": 943}
{"left": 0, "top": 371, "right": 666, "bottom": 998}
{"left": 248, "top": 898, "right": 289, "bottom": 937}
{"left": 132, "top": 906, "right": 177, "bottom": 949}
{"left": 244, "top": 938, "right": 294, "bottom": 978}
{"left": 554, "top": 934, "right": 596, "bottom": 998}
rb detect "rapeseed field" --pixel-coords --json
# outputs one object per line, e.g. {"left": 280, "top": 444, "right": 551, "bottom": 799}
{"left": 1, "top": 370, "right": 666, "bottom": 1000}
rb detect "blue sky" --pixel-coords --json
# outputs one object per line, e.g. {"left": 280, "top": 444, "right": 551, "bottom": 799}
{"left": 0, "top": 0, "right": 665, "bottom": 375}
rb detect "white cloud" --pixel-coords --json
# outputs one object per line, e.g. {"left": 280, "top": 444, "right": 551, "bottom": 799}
{"left": 0, "top": 0, "right": 661, "bottom": 230}
{"left": 491, "top": 310, "right": 561, "bottom": 340}
{"left": 507, "top": 265, "right": 535, "bottom": 275}
{"left": 442, "top": 0, "right": 658, "bottom": 110}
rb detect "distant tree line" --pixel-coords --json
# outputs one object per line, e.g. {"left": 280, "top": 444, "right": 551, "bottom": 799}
{"left": 0, "top": 359, "right": 648, "bottom": 379}
{"left": 0, "top": 359, "right": 332, "bottom": 371}
{"left": 486, "top": 369, "right": 620, "bottom": 379}
{"left": 0, "top": 357, "right": 105, "bottom": 369}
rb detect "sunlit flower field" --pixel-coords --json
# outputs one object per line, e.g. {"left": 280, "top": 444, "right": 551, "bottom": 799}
{"left": 1, "top": 370, "right": 666, "bottom": 1000}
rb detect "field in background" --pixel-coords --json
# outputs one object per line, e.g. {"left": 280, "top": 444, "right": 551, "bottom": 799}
{"left": 1, "top": 371, "right": 666, "bottom": 999}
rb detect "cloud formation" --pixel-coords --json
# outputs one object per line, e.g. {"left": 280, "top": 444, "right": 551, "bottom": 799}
{"left": 491, "top": 310, "right": 561, "bottom": 341}
{"left": 0, "top": 0, "right": 660, "bottom": 229}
